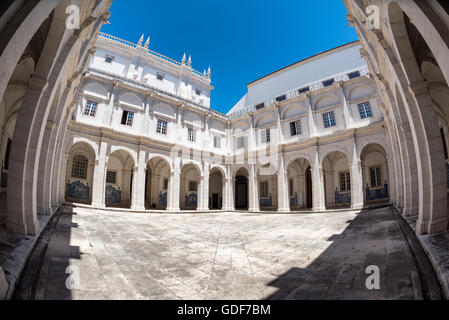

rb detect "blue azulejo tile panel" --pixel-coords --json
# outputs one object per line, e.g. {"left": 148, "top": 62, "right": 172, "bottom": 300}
{"left": 159, "top": 191, "right": 167, "bottom": 207}
{"left": 105, "top": 185, "right": 121, "bottom": 204}
{"left": 185, "top": 192, "right": 197, "bottom": 207}
{"left": 66, "top": 180, "right": 90, "bottom": 200}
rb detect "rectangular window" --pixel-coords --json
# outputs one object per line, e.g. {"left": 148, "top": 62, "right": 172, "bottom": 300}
{"left": 260, "top": 181, "right": 269, "bottom": 198}
{"left": 298, "top": 86, "right": 310, "bottom": 94}
{"left": 289, "top": 179, "right": 294, "bottom": 196}
{"left": 348, "top": 71, "right": 361, "bottom": 79}
{"left": 121, "top": 110, "right": 134, "bottom": 126}
{"left": 370, "top": 167, "right": 382, "bottom": 188}
{"left": 105, "top": 55, "right": 114, "bottom": 63}
{"left": 156, "top": 72, "right": 164, "bottom": 81}
{"left": 156, "top": 119, "right": 167, "bottom": 135}
{"left": 261, "top": 128, "right": 271, "bottom": 143}
{"left": 213, "top": 136, "right": 221, "bottom": 148}
{"left": 237, "top": 137, "right": 244, "bottom": 149}
{"left": 163, "top": 178, "right": 168, "bottom": 190}
{"left": 323, "top": 111, "right": 336, "bottom": 128}
{"left": 84, "top": 101, "right": 97, "bottom": 117}
{"left": 187, "top": 127, "right": 196, "bottom": 142}
{"left": 106, "top": 171, "right": 117, "bottom": 184}
{"left": 195, "top": 89, "right": 201, "bottom": 96}
{"left": 255, "top": 103, "right": 265, "bottom": 110}
{"left": 339, "top": 171, "right": 351, "bottom": 192}
{"left": 358, "top": 102, "right": 372, "bottom": 119}
{"left": 290, "top": 120, "right": 301, "bottom": 136}
{"left": 276, "top": 95, "right": 286, "bottom": 102}
{"left": 323, "top": 78, "right": 335, "bottom": 87}
{"left": 189, "top": 181, "right": 197, "bottom": 192}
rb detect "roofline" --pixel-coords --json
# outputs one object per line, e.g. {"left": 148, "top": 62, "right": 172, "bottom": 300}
{"left": 246, "top": 40, "right": 360, "bottom": 87}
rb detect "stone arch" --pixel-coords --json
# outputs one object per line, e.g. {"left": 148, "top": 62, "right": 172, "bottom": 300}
{"left": 209, "top": 166, "right": 224, "bottom": 210}
{"left": 65, "top": 142, "right": 96, "bottom": 205}
{"left": 322, "top": 151, "right": 351, "bottom": 209}
{"left": 313, "top": 93, "right": 340, "bottom": 110}
{"left": 234, "top": 167, "right": 249, "bottom": 210}
{"left": 180, "top": 162, "right": 201, "bottom": 210}
{"left": 281, "top": 102, "right": 306, "bottom": 120}
{"left": 287, "top": 157, "right": 313, "bottom": 209}
{"left": 105, "top": 149, "right": 135, "bottom": 208}
{"left": 254, "top": 111, "right": 275, "bottom": 128}
{"left": 146, "top": 156, "right": 171, "bottom": 210}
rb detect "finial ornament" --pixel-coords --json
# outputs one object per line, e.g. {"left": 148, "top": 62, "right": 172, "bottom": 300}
{"left": 203, "top": 69, "right": 206, "bottom": 76}
{"left": 138, "top": 34, "right": 144, "bottom": 46}
{"left": 187, "top": 55, "right": 192, "bottom": 67}
{"left": 182, "top": 53, "right": 186, "bottom": 64}
{"left": 207, "top": 66, "right": 211, "bottom": 78}
{"left": 144, "top": 36, "right": 150, "bottom": 48}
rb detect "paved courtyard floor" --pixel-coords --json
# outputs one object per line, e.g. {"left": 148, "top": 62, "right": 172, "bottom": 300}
{"left": 15, "top": 206, "right": 425, "bottom": 300}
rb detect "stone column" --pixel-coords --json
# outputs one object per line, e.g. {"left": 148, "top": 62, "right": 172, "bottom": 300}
{"left": 248, "top": 164, "right": 260, "bottom": 212}
{"left": 222, "top": 177, "right": 233, "bottom": 211}
{"left": 197, "top": 163, "right": 209, "bottom": 211}
{"left": 350, "top": 160, "right": 364, "bottom": 209}
{"left": 311, "top": 165, "right": 326, "bottom": 212}
{"left": 131, "top": 150, "right": 146, "bottom": 210}
{"left": 277, "top": 155, "right": 290, "bottom": 212}
{"left": 305, "top": 93, "right": 318, "bottom": 137}
{"left": 167, "top": 158, "right": 180, "bottom": 212}
{"left": 338, "top": 83, "right": 353, "bottom": 129}
{"left": 91, "top": 140, "right": 107, "bottom": 208}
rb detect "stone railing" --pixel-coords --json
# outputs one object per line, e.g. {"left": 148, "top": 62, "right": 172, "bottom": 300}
{"left": 228, "top": 65, "right": 370, "bottom": 120}
{"left": 87, "top": 67, "right": 227, "bottom": 119}
{"left": 98, "top": 33, "right": 208, "bottom": 81}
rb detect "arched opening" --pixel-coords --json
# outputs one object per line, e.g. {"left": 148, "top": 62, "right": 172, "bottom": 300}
{"left": 105, "top": 150, "right": 135, "bottom": 208}
{"left": 209, "top": 167, "right": 223, "bottom": 210}
{"left": 145, "top": 157, "right": 170, "bottom": 210}
{"left": 65, "top": 142, "right": 96, "bottom": 205}
{"left": 257, "top": 163, "right": 278, "bottom": 211}
{"left": 361, "top": 143, "right": 390, "bottom": 206}
{"left": 234, "top": 167, "right": 248, "bottom": 210}
{"left": 287, "top": 158, "right": 312, "bottom": 210}
{"left": 322, "top": 151, "right": 351, "bottom": 209}
{"left": 388, "top": 2, "right": 449, "bottom": 232}
{"left": 180, "top": 163, "right": 200, "bottom": 210}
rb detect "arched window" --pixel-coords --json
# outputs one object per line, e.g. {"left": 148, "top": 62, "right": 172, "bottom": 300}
{"left": 71, "top": 155, "right": 88, "bottom": 180}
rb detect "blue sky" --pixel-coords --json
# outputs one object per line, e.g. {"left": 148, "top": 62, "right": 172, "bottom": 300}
{"left": 101, "top": 0, "right": 358, "bottom": 114}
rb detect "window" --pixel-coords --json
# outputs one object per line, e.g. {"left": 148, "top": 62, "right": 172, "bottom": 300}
{"left": 156, "top": 119, "right": 167, "bottom": 135}
{"left": 213, "top": 136, "right": 221, "bottom": 148}
{"left": 105, "top": 55, "right": 114, "bottom": 63}
{"left": 339, "top": 171, "right": 351, "bottom": 192}
{"left": 261, "top": 128, "right": 271, "bottom": 143}
{"left": 276, "top": 95, "right": 286, "bottom": 102}
{"left": 260, "top": 181, "right": 269, "bottom": 198}
{"left": 187, "top": 127, "right": 196, "bottom": 142}
{"left": 358, "top": 102, "right": 372, "bottom": 119}
{"left": 4, "top": 138, "right": 12, "bottom": 170}
{"left": 195, "top": 89, "right": 201, "bottom": 96}
{"left": 323, "top": 79, "right": 335, "bottom": 87}
{"left": 255, "top": 103, "right": 265, "bottom": 110}
{"left": 163, "top": 178, "right": 168, "bottom": 190}
{"left": 71, "top": 155, "right": 88, "bottom": 180}
{"left": 189, "top": 181, "right": 197, "bottom": 192}
{"left": 323, "top": 111, "right": 336, "bottom": 128}
{"left": 348, "top": 71, "right": 361, "bottom": 79}
{"left": 370, "top": 167, "right": 382, "bottom": 188}
{"left": 237, "top": 137, "right": 244, "bottom": 149}
{"left": 290, "top": 120, "right": 301, "bottom": 136}
{"left": 289, "top": 179, "right": 294, "bottom": 196}
{"left": 84, "top": 101, "right": 97, "bottom": 117}
{"left": 298, "top": 86, "right": 310, "bottom": 94}
{"left": 106, "top": 171, "right": 116, "bottom": 184}
{"left": 121, "top": 110, "right": 134, "bottom": 126}
{"left": 156, "top": 72, "right": 164, "bottom": 81}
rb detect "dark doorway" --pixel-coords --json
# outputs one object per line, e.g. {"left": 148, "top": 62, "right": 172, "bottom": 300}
{"left": 212, "top": 193, "right": 219, "bottom": 209}
{"left": 235, "top": 175, "right": 248, "bottom": 209}
{"left": 306, "top": 166, "right": 312, "bottom": 208}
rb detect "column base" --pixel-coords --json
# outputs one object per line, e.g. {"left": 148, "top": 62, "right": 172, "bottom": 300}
{"left": 222, "top": 207, "right": 233, "bottom": 211}
{"left": 351, "top": 203, "right": 363, "bottom": 210}
{"left": 166, "top": 207, "right": 180, "bottom": 212}
{"left": 248, "top": 207, "right": 260, "bottom": 212}
{"left": 91, "top": 203, "right": 106, "bottom": 209}
{"left": 196, "top": 207, "right": 209, "bottom": 212}
{"left": 131, "top": 205, "right": 145, "bottom": 211}
{"left": 277, "top": 207, "right": 290, "bottom": 212}
{"left": 312, "top": 206, "right": 326, "bottom": 212}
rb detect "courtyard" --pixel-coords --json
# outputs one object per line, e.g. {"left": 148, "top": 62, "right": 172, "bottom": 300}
{"left": 12, "top": 206, "right": 430, "bottom": 300}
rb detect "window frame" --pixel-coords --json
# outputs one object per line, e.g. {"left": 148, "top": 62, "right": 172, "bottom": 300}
{"left": 121, "top": 110, "right": 134, "bottom": 126}
{"left": 84, "top": 100, "right": 98, "bottom": 117}
{"left": 71, "top": 155, "right": 88, "bottom": 180}
{"left": 156, "top": 72, "right": 164, "bottom": 81}
{"left": 260, "top": 181, "right": 269, "bottom": 198}
{"left": 370, "top": 166, "right": 382, "bottom": 188}
{"left": 189, "top": 181, "right": 198, "bottom": 192}
{"left": 323, "top": 111, "right": 336, "bottom": 128}
{"left": 106, "top": 170, "right": 117, "bottom": 184}
{"left": 105, "top": 55, "right": 115, "bottom": 63}
{"left": 339, "top": 171, "right": 351, "bottom": 192}
{"left": 358, "top": 101, "right": 373, "bottom": 119}
{"left": 290, "top": 120, "right": 301, "bottom": 136}
{"left": 213, "top": 135, "right": 221, "bottom": 148}
{"left": 187, "top": 127, "right": 196, "bottom": 142}
{"left": 261, "top": 128, "right": 271, "bottom": 143}
{"left": 156, "top": 119, "right": 168, "bottom": 135}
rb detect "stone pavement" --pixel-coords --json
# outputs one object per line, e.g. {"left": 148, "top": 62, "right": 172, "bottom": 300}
{"left": 13, "top": 206, "right": 427, "bottom": 299}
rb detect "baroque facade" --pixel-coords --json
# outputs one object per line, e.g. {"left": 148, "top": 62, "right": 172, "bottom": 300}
{"left": 63, "top": 33, "right": 391, "bottom": 214}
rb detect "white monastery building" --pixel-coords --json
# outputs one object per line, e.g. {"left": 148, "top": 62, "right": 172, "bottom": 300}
{"left": 63, "top": 32, "right": 390, "bottom": 214}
